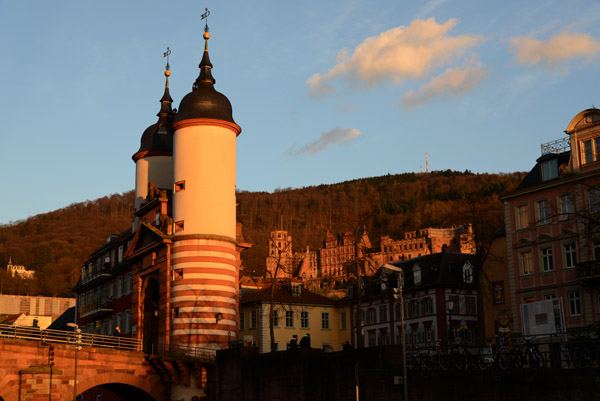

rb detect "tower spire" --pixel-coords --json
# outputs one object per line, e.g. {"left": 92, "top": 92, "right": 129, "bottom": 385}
{"left": 194, "top": 8, "right": 214, "bottom": 88}
{"left": 158, "top": 47, "right": 173, "bottom": 131}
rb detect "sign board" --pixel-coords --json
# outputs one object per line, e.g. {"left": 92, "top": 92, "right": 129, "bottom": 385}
{"left": 521, "top": 298, "right": 564, "bottom": 337}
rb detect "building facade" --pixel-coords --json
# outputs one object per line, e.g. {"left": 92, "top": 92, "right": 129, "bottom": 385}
{"left": 239, "top": 281, "right": 351, "bottom": 352}
{"left": 502, "top": 108, "right": 600, "bottom": 335}
{"left": 353, "top": 252, "right": 478, "bottom": 348}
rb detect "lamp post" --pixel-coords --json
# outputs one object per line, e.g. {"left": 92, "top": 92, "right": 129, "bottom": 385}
{"left": 382, "top": 264, "right": 407, "bottom": 401}
{"left": 66, "top": 323, "right": 81, "bottom": 401}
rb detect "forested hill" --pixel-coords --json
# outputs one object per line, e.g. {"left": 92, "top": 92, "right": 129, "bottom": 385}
{"left": 237, "top": 170, "right": 523, "bottom": 274}
{"left": 0, "top": 193, "right": 134, "bottom": 297}
{"left": 0, "top": 170, "right": 524, "bottom": 297}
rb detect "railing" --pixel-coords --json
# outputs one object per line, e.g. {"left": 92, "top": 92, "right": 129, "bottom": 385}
{"left": 146, "top": 342, "right": 217, "bottom": 363}
{"left": 576, "top": 261, "right": 600, "bottom": 280}
{"left": 0, "top": 323, "right": 217, "bottom": 362}
{"left": 404, "top": 335, "right": 600, "bottom": 371}
{"left": 0, "top": 323, "right": 141, "bottom": 351}
{"left": 541, "top": 137, "right": 570, "bottom": 155}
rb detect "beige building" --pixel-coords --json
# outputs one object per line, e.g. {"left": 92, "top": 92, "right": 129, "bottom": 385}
{"left": 239, "top": 281, "right": 351, "bottom": 352}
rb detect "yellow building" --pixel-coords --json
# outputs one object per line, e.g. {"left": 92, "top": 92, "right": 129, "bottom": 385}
{"left": 239, "top": 281, "right": 351, "bottom": 352}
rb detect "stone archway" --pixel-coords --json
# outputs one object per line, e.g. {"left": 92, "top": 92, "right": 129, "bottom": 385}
{"left": 142, "top": 276, "right": 160, "bottom": 352}
{"left": 73, "top": 372, "right": 165, "bottom": 401}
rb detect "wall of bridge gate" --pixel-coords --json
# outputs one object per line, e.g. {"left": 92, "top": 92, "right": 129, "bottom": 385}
{"left": 216, "top": 346, "right": 600, "bottom": 401}
{"left": 0, "top": 339, "right": 166, "bottom": 401}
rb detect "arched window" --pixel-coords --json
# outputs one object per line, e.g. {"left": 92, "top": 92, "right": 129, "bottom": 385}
{"left": 462, "top": 261, "right": 474, "bottom": 283}
{"left": 413, "top": 265, "right": 421, "bottom": 285}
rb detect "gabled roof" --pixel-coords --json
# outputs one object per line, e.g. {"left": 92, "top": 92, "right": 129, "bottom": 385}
{"left": 513, "top": 151, "right": 570, "bottom": 191}
{"left": 241, "top": 281, "right": 335, "bottom": 306}
{"left": 124, "top": 222, "right": 171, "bottom": 259}
{"left": 393, "top": 252, "right": 477, "bottom": 290}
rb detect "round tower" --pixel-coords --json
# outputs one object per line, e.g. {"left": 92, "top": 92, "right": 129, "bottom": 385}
{"left": 132, "top": 65, "right": 174, "bottom": 211}
{"left": 170, "top": 30, "right": 241, "bottom": 350}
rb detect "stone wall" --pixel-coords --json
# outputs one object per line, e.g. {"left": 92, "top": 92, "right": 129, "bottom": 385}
{"left": 216, "top": 346, "right": 600, "bottom": 401}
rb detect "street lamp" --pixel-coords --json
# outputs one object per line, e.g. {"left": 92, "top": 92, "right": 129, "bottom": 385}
{"left": 66, "top": 323, "right": 82, "bottom": 401}
{"left": 382, "top": 264, "right": 407, "bottom": 401}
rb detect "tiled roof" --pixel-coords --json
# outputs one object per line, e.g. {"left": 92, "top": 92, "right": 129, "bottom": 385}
{"left": 241, "top": 281, "right": 336, "bottom": 306}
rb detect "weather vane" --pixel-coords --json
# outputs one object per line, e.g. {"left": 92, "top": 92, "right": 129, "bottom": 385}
{"left": 163, "top": 47, "right": 171, "bottom": 70}
{"left": 201, "top": 7, "right": 210, "bottom": 33}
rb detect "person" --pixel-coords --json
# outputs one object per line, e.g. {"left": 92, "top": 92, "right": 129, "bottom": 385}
{"left": 299, "top": 333, "right": 311, "bottom": 348}
{"left": 343, "top": 341, "right": 353, "bottom": 351}
{"left": 113, "top": 326, "right": 121, "bottom": 336}
{"left": 289, "top": 334, "right": 298, "bottom": 350}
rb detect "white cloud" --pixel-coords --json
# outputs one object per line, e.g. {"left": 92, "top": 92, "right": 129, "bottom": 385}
{"left": 401, "top": 62, "right": 487, "bottom": 109}
{"left": 509, "top": 31, "right": 600, "bottom": 68}
{"left": 307, "top": 18, "right": 483, "bottom": 97}
{"left": 286, "top": 128, "right": 361, "bottom": 157}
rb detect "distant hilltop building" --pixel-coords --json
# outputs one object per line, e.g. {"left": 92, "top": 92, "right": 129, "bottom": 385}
{"left": 6, "top": 258, "right": 35, "bottom": 279}
{"left": 263, "top": 224, "right": 475, "bottom": 291}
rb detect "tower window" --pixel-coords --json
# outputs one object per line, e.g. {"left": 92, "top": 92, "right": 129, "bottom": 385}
{"left": 175, "top": 220, "right": 184, "bottom": 232}
{"left": 175, "top": 180, "right": 186, "bottom": 192}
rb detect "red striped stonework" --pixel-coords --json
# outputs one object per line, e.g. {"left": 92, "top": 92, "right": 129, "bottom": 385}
{"left": 171, "top": 238, "right": 239, "bottom": 350}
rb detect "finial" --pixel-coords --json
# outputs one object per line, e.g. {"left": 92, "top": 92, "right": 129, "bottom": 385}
{"left": 201, "top": 7, "right": 210, "bottom": 36}
{"left": 163, "top": 47, "right": 171, "bottom": 77}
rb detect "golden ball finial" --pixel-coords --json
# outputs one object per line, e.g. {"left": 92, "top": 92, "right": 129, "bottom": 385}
{"left": 203, "top": 31, "right": 210, "bottom": 40}
{"left": 165, "top": 69, "right": 171, "bottom": 77}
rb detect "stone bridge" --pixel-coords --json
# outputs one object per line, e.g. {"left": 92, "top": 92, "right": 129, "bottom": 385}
{"left": 0, "top": 337, "right": 166, "bottom": 401}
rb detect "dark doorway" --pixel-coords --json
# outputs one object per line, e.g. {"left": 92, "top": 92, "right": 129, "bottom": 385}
{"left": 142, "top": 277, "right": 160, "bottom": 353}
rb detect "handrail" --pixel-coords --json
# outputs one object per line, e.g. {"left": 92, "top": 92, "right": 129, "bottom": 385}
{"left": 0, "top": 323, "right": 217, "bottom": 361}
{"left": 0, "top": 323, "right": 141, "bottom": 351}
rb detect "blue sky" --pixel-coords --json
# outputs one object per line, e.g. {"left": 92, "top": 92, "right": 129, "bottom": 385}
{"left": 1, "top": 0, "right": 600, "bottom": 224}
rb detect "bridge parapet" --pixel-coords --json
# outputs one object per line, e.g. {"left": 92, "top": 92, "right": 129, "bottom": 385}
{"left": 0, "top": 323, "right": 141, "bottom": 351}
{"left": 0, "top": 335, "right": 165, "bottom": 401}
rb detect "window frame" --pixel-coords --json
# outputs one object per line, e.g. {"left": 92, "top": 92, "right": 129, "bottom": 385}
{"left": 563, "top": 243, "right": 577, "bottom": 269}
{"left": 568, "top": 291, "right": 582, "bottom": 316}
{"left": 493, "top": 281, "right": 505, "bottom": 304}
{"left": 541, "top": 246, "right": 554, "bottom": 272}
{"left": 286, "top": 310, "right": 294, "bottom": 328}
{"left": 536, "top": 199, "right": 551, "bottom": 225}
{"left": 516, "top": 204, "right": 530, "bottom": 230}
{"left": 300, "top": 310, "right": 309, "bottom": 329}
{"left": 321, "top": 312, "right": 330, "bottom": 330}
{"left": 520, "top": 250, "right": 534, "bottom": 276}
{"left": 558, "top": 193, "right": 573, "bottom": 220}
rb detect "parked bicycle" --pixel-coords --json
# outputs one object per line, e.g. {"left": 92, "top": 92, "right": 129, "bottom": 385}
{"left": 511, "top": 337, "right": 545, "bottom": 369}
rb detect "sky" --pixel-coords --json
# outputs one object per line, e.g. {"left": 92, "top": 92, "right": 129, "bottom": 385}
{"left": 2, "top": 0, "right": 600, "bottom": 225}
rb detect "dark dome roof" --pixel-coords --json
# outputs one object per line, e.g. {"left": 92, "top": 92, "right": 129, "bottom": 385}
{"left": 175, "top": 83, "right": 235, "bottom": 123}
{"left": 133, "top": 71, "right": 174, "bottom": 161}
{"left": 137, "top": 122, "right": 173, "bottom": 153}
{"left": 174, "top": 35, "right": 237, "bottom": 124}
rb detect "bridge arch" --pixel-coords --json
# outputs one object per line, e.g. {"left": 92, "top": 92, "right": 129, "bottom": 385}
{"left": 69, "top": 373, "right": 165, "bottom": 401}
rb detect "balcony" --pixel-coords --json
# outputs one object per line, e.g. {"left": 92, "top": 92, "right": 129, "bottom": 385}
{"left": 80, "top": 300, "right": 113, "bottom": 319}
{"left": 541, "top": 137, "right": 570, "bottom": 155}
{"left": 575, "top": 261, "right": 600, "bottom": 284}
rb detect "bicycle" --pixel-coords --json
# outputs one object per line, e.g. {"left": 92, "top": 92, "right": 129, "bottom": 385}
{"left": 559, "top": 339, "right": 593, "bottom": 369}
{"left": 511, "top": 337, "right": 545, "bottom": 369}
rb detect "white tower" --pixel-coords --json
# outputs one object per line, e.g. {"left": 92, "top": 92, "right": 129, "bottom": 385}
{"left": 170, "top": 29, "right": 242, "bottom": 350}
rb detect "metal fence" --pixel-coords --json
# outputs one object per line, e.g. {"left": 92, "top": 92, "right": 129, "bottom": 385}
{"left": 0, "top": 323, "right": 141, "bottom": 351}
{"left": 0, "top": 323, "right": 217, "bottom": 362}
{"left": 404, "top": 335, "right": 600, "bottom": 371}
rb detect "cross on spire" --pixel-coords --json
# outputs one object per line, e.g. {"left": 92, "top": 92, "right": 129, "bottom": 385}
{"left": 163, "top": 47, "right": 171, "bottom": 70}
{"left": 201, "top": 7, "right": 210, "bottom": 33}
